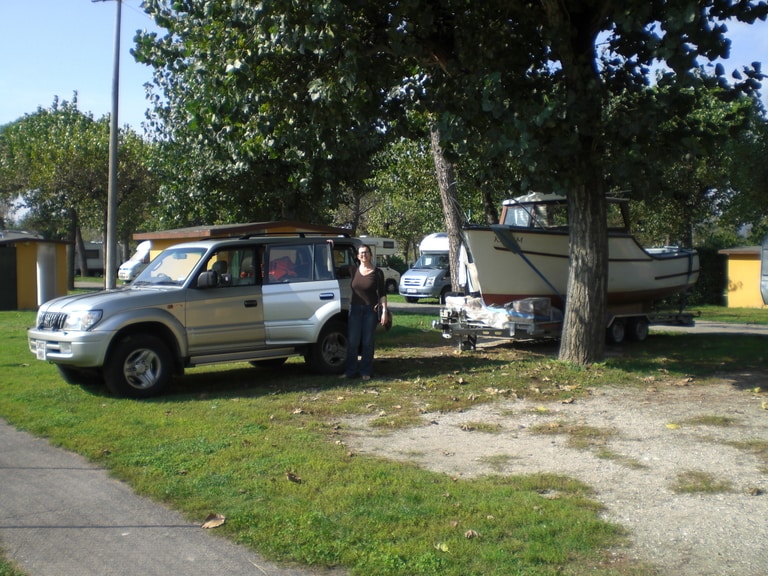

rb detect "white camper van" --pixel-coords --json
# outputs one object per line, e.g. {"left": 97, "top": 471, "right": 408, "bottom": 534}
{"left": 398, "top": 232, "right": 452, "bottom": 303}
{"left": 359, "top": 236, "right": 401, "bottom": 293}
{"left": 74, "top": 242, "right": 105, "bottom": 276}
{"left": 117, "top": 241, "right": 152, "bottom": 282}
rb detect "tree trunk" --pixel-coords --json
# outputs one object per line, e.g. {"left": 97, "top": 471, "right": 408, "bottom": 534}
{"left": 542, "top": 0, "right": 610, "bottom": 364}
{"left": 67, "top": 210, "right": 78, "bottom": 289}
{"left": 558, "top": 183, "right": 607, "bottom": 364}
{"left": 430, "top": 124, "right": 463, "bottom": 292}
{"left": 481, "top": 187, "right": 499, "bottom": 224}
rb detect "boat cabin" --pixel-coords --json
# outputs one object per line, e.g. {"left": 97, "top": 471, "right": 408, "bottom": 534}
{"left": 500, "top": 193, "right": 631, "bottom": 233}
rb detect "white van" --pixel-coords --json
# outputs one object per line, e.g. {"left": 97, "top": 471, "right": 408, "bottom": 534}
{"left": 117, "top": 241, "right": 152, "bottom": 282}
{"left": 74, "top": 242, "right": 105, "bottom": 276}
{"left": 398, "top": 232, "right": 452, "bottom": 303}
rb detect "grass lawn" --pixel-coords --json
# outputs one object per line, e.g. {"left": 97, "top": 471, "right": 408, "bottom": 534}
{"left": 1, "top": 305, "right": 767, "bottom": 575}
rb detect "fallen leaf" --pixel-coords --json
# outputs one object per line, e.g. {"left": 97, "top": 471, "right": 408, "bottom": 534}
{"left": 286, "top": 470, "right": 303, "bottom": 483}
{"left": 666, "top": 423, "right": 680, "bottom": 429}
{"left": 201, "top": 513, "right": 226, "bottom": 529}
{"left": 464, "top": 529, "right": 480, "bottom": 539}
{"left": 434, "top": 542, "right": 449, "bottom": 552}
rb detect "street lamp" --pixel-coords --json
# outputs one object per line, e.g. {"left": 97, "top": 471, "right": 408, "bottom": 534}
{"left": 94, "top": 0, "right": 121, "bottom": 289}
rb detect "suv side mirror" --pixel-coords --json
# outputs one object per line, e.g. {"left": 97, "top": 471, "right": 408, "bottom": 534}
{"left": 197, "top": 270, "right": 218, "bottom": 288}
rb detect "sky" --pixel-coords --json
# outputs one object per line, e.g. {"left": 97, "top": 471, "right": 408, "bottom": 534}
{"left": 2, "top": 2, "right": 768, "bottom": 134}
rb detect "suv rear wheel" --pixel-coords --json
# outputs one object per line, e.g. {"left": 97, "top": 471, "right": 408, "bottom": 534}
{"left": 105, "top": 334, "right": 173, "bottom": 398}
{"left": 305, "top": 320, "right": 347, "bottom": 374}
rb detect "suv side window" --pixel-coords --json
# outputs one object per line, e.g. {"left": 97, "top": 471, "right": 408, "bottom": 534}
{"left": 266, "top": 244, "right": 314, "bottom": 284}
{"left": 314, "top": 242, "right": 335, "bottom": 281}
{"left": 205, "top": 248, "right": 262, "bottom": 287}
{"left": 333, "top": 244, "right": 358, "bottom": 279}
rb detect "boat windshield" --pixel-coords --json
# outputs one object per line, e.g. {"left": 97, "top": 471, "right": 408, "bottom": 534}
{"left": 502, "top": 201, "right": 568, "bottom": 229}
{"left": 132, "top": 247, "right": 206, "bottom": 286}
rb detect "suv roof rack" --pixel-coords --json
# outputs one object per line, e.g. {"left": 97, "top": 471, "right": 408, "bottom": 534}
{"left": 238, "top": 231, "right": 352, "bottom": 240}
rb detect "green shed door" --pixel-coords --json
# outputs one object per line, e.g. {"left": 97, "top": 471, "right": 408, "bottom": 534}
{"left": 0, "top": 246, "right": 18, "bottom": 310}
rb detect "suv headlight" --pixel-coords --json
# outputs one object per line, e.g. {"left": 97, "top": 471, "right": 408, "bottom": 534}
{"left": 63, "top": 310, "right": 103, "bottom": 331}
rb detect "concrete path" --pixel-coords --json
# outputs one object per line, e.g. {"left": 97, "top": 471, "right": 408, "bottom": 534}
{"left": 0, "top": 420, "right": 340, "bottom": 576}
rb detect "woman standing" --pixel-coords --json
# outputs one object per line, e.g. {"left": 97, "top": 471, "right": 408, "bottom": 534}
{"left": 342, "top": 244, "right": 388, "bottom": 381}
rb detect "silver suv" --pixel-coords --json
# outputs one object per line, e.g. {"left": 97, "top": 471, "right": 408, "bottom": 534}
{"left": 28, "top": 236, "right": 360, "bottom": 398}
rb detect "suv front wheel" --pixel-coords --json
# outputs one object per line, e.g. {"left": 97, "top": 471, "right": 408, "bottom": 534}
{"left": 306, "top": 320, "right": 347, "bottom": 374}
{"left": 105, "top": 334, "right": 173, "bottom": 398}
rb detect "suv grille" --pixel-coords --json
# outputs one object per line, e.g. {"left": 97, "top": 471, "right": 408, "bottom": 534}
{"left": 38, "top": 312, "right": 68, "bottom": 331}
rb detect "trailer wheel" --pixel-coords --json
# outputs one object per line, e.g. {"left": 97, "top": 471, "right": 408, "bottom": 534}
{"left": 628, "top": 317, "right": 650, "bottom": 342}
{"left": 606, "top": 318, "right": 626, "bottom": 344}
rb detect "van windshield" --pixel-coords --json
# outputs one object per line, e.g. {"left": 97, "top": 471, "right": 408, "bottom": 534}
{"left": 414, "top": 253, "right": 448, "bottom": 269}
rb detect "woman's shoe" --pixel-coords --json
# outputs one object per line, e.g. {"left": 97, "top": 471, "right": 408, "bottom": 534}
{"left": 361, "top": 375, "right": 371, "bottom": 381}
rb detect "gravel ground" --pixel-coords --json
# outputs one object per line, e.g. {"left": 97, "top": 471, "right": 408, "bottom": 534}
{"left": 342, "top": 374, "right": 768, "bottom": 575}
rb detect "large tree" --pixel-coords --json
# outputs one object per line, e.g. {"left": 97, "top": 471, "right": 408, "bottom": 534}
{"left": 0, "top": 96, "right": 156, "bottom": 283}
{"left": 136, "top": 0, "right": 768, "bottom": 363}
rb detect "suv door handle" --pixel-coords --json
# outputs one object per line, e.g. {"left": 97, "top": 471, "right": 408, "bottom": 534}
{"left": 319, "top": 292, "right": 335, "bottom": 300}
{"left": 244, "top": 299, "right": 259, "bottom": 308}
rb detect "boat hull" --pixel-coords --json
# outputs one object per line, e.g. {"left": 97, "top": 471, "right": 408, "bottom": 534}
{"left": 462, "top": 226, "right": 699, "bottom": 309}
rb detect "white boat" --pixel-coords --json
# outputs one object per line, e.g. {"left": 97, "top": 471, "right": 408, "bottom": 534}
{"left": 461, "top": 193, "right": 699, "bottom": 311}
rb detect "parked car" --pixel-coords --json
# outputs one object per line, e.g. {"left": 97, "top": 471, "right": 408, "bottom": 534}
{"left": 29, "top": 235, "right": 360, "bottom": 398}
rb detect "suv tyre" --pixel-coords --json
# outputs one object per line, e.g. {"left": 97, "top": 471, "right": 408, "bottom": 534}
{"left": 306, "top": 320, "right": 347, "bottom": 374}
{"left": 105, "top": 334, "right": 173, "bottom": 398}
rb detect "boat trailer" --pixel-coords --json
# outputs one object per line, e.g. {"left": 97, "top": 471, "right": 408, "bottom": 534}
{"left": 433, "top": 295, "right": 697, "bottom": 350}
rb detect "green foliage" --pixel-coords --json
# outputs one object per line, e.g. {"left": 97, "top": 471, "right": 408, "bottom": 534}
{"left": 0, "top": 95, "right": 156, "bottom": 242}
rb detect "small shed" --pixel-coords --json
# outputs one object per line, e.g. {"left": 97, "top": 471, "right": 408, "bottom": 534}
{"left": 133, "top": 221, "right": 350, "bottom": 260}
{"left": 718, "top": 245, "right": 766, "bottom": 308}
{"left": 0, "top": 231, "right": 68, "bottom": 310}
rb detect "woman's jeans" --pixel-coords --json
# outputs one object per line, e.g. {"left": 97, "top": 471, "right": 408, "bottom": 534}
{"left": 345, "top": 304, "right": 377, "bottom": 377}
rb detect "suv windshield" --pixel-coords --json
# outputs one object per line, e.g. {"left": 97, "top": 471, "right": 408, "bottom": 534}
{"left": 133, "top": 247, "right": 206, "bottom": 286}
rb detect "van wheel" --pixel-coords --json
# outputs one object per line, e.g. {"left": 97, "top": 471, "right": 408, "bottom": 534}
{"left": 386, "top": 279, "right": 398, "bottom": 294}
{"left": 104, "top": 334, "right": 173, "bottom": 398}
{"left": 306, "top": 320, "right": 347, "bottom": 374}
{"left": 440, "top": 287, "right": 451, "bottom": 304}
{"left": 606, "top": 319, "right": 626, "bottom": 344}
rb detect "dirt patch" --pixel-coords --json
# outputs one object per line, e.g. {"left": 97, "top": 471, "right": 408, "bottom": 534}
{"left": 342, "top": 374, "right": 768, "bottom": 575}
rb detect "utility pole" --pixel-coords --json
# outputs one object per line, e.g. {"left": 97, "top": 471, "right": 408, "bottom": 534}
{"left": 94, "top": 0, "right": 121, "bottom": 289}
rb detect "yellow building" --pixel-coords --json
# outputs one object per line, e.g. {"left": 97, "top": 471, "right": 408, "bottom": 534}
{"left": 0, "top": 232, "right": 68, "bottom": 311}
{"left": 718, "top": 246, "right": 766, "bottom": 308}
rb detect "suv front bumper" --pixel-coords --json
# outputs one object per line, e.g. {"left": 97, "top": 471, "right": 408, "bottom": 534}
{"left": 28, "top": 329, "right": 112, "bottom": 367}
